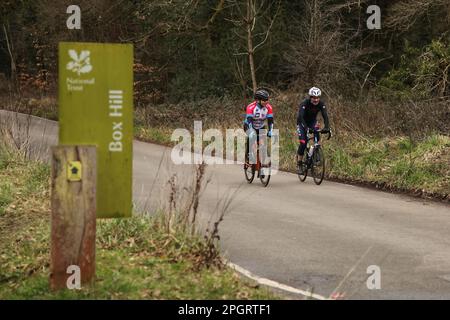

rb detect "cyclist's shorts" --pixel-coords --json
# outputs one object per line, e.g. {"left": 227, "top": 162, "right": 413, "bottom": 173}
{"left": 298, "top": 121, "right": 319, "bottom": 144}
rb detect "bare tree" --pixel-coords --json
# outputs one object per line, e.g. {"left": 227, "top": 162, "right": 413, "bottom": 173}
{"left": 282, "top": 0, "right": 377, "bottom": 94}
{"left": 385, "top": 0, "right": 450, "bottom": 31}
{"left": 2, "top": 21, "right": 16, "bottom": 87}
{"left": 227, "top": 0, "right": 281, "bottom": 93}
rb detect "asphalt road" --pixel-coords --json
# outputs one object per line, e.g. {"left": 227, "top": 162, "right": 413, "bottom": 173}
{"left": 2, "top": 110, "right": 450, "bottom": 299}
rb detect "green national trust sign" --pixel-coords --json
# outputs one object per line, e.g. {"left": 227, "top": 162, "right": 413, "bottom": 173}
{"left": 58, "top": 42, "right": 133, "bottom": 218}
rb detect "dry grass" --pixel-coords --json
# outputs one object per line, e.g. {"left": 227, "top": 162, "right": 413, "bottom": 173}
{"left": 152, "top": 161, "right": 239, "bottom": 270}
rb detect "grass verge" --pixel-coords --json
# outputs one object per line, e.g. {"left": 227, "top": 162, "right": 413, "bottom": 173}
{"left": 0, "top": 146, "right": 278, "bottom": 300}
{"left": 326, "top": 134, "right": 450, "bottom": 198}
{"left": 134, "top": 117, "right": 450, "bottom": 200}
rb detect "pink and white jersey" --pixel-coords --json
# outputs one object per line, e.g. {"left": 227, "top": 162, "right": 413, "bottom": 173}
{"left": 246, "top": 101, "right": 274, "bottom": 130}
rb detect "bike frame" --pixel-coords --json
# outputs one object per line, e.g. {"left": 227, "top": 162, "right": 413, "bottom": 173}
{"left": 301, "top": 129, "right": 331, "bottom": 168}
{"left": 247, "top": 131, "right": 270, "bottom": 176}
{"left": 250, "top": 134, "right": 264, "bottom": 175}
{"left": 244, "top": 129, "right": 273, "bottom": 187}
{"left": 297, "top": 128, "right": 331, "bottom": 184}
{"left": 306, "top": 131, "right": 320, "bottom": 164}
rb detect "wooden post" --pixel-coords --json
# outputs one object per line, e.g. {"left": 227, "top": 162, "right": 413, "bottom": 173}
{"left": 50, "top": 146, "right": 97, "bottom": 290}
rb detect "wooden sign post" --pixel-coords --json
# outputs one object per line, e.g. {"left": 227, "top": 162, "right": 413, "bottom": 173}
{"left": 51, "top": 42, "right": 133, "bottom": 291}
{"left": 50, "top": 146, "right": 97, "bottom": 290}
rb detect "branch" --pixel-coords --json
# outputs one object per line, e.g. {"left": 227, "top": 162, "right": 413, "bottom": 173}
{"left": 3, "top": 22, "right": 16, "bottom": 82}
{"left": 233, "top": 52, "right": 249, "bottom": 56}
{"left": 192, "top": 0, "right": 226, "bottom": 31}
{"left": 232, "top": 29, "right": 247, "bottom": 41}
{"left": 252, "top": 0, "right": 281, "bottom": 52}
{"left": 360, "top": 55, "right": 393, "bottom": 92}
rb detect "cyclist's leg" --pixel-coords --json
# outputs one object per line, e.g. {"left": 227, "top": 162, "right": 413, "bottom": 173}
{"left": 256, "top": 128, "right": 261, "bottom": 149}
{"left": 297, "top": 125, "right": 307, "bottom": 165}
{"left": 253, "top": 129, "right": 261, "bottom": 165}
{"left": 310, "top": 121, "right": 323, "bottom": 164}
{"left": 259, "top": 128, "right": 270, "bottom": 166}
{"left": 244, "top": 123, "right": 249, "bottom": 164}
{"left": 257, "top": 129, "right": 270, "bottom": 176}
{"left": 247, "top": 128, "right": 258, "bottom": 165}
{"left": 313, "top": 121, "right": 320, "bottom": 145}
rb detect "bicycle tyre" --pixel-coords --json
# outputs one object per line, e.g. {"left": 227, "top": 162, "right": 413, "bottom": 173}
{"left": 298, "top": 161, "right": 307, "bottom": 182}
{"left": 244, "top": 164, "right": 255, "bottom": 183}
{"left": 312, "top": 147, "right": 325, "bottom": 185}
{"left": 259, "top": 166, "right": 271, "bottom": 187}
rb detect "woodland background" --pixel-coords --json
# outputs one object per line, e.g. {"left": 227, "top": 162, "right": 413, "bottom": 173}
{"left": 1, "top": 0, "right": 449, "bottom": 196}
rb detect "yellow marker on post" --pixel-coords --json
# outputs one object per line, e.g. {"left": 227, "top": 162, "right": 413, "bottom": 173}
{"left": 67, "top": 161, "right": 82, "bottom": 181}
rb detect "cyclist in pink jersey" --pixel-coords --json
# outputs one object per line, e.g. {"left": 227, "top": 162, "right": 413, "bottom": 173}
{"left": 243, "top": 89, "right": 274, "bottom": 164}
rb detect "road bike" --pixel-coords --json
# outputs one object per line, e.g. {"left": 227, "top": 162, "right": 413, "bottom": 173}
{"left": 244, "top": 130, "right": 272, "bottom": 187}
{"left": 297, "top": 128, "right": 332, "bottom": 185}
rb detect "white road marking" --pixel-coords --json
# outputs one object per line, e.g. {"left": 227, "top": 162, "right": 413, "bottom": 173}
{"left": 227, "top": 261, "right": 329, "bottom": 300}
{"left": 330, "top": 246, "right": 373, "bottom": 297}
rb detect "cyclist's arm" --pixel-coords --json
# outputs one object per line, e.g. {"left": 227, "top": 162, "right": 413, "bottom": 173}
{"left": 320, "top": 104, "right": 330, "bottom": 129}
{"left": 245, "top": 104, "right": 254, "bottom": 128}
{"left": 246, "top": 114, "right": 254, "bottom": 129}
{"left": 267, "top": 104, "right": 274, "bottom": 131}
{"left": 267, "top": 117, "right": 273, "bottom": 131}
{"left": 297, "top": 105, "right": 307, "bottom": 128}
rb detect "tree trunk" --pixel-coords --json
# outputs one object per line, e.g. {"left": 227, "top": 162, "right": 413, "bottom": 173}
{"left": 247, "top": 0, "right": 257, "bottom": 93}
{"left": 2, "top": 22, "right": 17, "bottom": 86}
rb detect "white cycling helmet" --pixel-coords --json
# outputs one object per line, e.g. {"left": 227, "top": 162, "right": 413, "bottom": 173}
{"left": 308, "top": 87, "right": 322, "bottom": 97}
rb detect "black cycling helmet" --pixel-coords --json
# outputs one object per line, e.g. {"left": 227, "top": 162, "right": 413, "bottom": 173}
{"left": 254, "top": 89, "right": 269, "bottom": 101}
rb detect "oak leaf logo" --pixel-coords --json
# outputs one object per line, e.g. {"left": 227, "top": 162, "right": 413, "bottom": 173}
{"left": 66, "top": 50, "right": 93, "bottom": 75}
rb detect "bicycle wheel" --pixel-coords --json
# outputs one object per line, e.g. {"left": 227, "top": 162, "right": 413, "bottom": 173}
{"left": 259, "top": 165, "right": 271, "bottom": 187}
{"left": 297, "top": 160, "right": 308, "bottom": 182}
{"left": 244, "top": 163, "right": 255, "bottom": 183}
{"left": 312, "top": 147, "right": 325, "bottom": 185}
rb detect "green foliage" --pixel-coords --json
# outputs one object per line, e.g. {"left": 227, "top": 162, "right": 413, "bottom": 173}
{"left": 25, "top": 163, "right": 49, "bottom": 195}
{"left": 379, "top": 40, "right": 450, "bottom": 100}
{"left": 0, "top": 182, "right": 12, "bottom": 215}
{"left": 0, "top": 149, "right": 10, "bottom": 170}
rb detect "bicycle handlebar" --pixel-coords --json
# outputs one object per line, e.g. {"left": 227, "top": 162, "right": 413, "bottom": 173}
{"left": 307, "top": 129, "right": 332, "bottom": 140}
